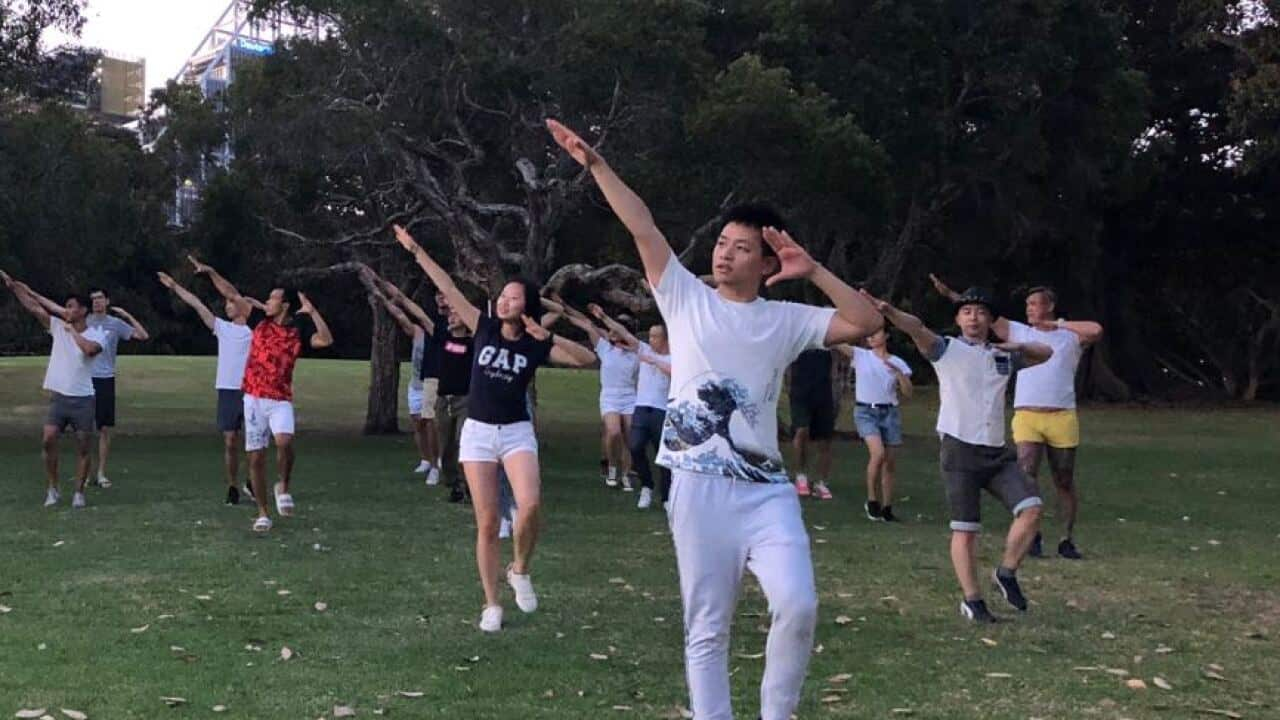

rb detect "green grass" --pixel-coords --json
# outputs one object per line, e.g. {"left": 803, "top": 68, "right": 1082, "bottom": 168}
{"left": 0, "top": 356, "right": 1277, "bottom": 718}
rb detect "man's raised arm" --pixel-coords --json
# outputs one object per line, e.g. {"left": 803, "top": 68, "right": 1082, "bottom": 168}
{"left": 189, "top": 255, "right": 254, "bottom": 318}
{"left": 297, "top": 292, "right": 334, "bottom": 350}
{"left": 760, "top": 228, "right": 883, "bottom": 345}
{"left": 861, "top": 290, "right": 944, "bottom": 361}
{"left": 158, "top": 272, "right": 217, "bottom": 331}
{"left": 546, "top": 120, "right": 672, "bottom": 288}
{"left": 588, "top": 303, "right": 640, "bottom": 351}
{"left": 2, "top": 271, "right": 58, "bottom": 329}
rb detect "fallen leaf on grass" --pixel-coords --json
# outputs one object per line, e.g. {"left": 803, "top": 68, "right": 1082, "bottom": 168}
{"left": 1073, "top": 666, "right": 1100, "bottom": 672}
{"left": 834, "top": 615, "right": 853, "bottom": 625}
{"left": 1153, "top": 677, "right": 1173, "bottom": 690}
{"left": 15, "top": 710, "right": 47, "bottom": 719}
{"left": 159, "top": 697, "right": 187, "bottom": 707}
{"left": 1207, "top": 663, "right": 1224, "bottom": 672}
{"left": 0, "top": 605, "right": 12, "bottom": 614}
{"left": 1125, "top": 678, "right": 1147, "bottom": 690}
{"left": 589, "top": 653, "right": 610, "bottom": 661}
{"left": 130, "top": 624, "right": 150, "bottom": 634}
{"left": 333, "top": 706, "right": 356, "bottom": 718}
{"left": 59, "top": 711, "right": 88, "bottom": 720}
{"left": 280, "top": 646, "right": 294, "bottom": 661}
{"left": 314, "top": 602, "right": 328, "bottom": 612}
{"left": 1156, "top": 644, "right": 1174, "bottom": 654}
{"left": 212, "top": 707, "right": 227, "bottom": 713}
{"left": 827, "top": 673, "right": 853, "bottom": 684}
{"left": 980, "top": 638, "right": 999, "bottom": 647}
{"left": 1105, "top": 668, "right": 1131, "bottom": 677}
{"left": 986, "top": 673, "right": 1014, "bottom": 679}
{"left": 736, "top": 652, "right": 764, "bottom": 660}
{"left": 608, "top": 578, "right": 626, "bottom": 585}
{"left": 277, "top": 590, "right": 292, "bottom": 596}
{"left": 195, "top": 595, "right": 213, "bottom": 601}
{"left": 820, "top": 696, "right": 843, "bottom": 704}
{"left": 891, "top": 710, "right": 914, "bottom": 715}
{"left": 1202, "top": 669, "right": 1228, "bottom": 682}
{"left": 396, "top": 691, "right": 424, "bottom": 699}
{"left": 611, "top": 706, "right": 632, "bottom": 711}
{"left": 52, "top": 541, "right": 65, "bottom": 548}
{"left": 1101, "top": 631, "right": 1116, "bottom": 639}
{"left": 1196, "top": 710, "right": 1242, "bottom": 719}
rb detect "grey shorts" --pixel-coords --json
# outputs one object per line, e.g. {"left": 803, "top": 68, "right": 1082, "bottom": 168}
{"left": 940, "top": 434, "right": 1042, "bottom": 533}
{"left": 217, "top": 389, "right": 244, "bottom": 432}
{"left": 46, "top": 393, "right": 96, "bottom": 434}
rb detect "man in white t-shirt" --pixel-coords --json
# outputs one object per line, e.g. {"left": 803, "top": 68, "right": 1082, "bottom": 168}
{"left": 932, "top": 278, "right": 1104, "bottom": 559}
{"left": 868, "top": 287, "right": 1051, "bottom": 623}
{"left": 3, "top": 271, "right": 106, "bottom": 509}
{"left": 549, "top": 120, "right": 882, "bottom": 720}
{"left": 158, "top": 272, "right": 255, "bottom": 505}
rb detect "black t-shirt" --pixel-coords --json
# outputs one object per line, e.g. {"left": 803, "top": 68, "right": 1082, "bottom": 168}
{"left": 789, "top": 348, "right": 833, "bottom": 404}
{"left": 434, "top": 326, "right": 474, "bottom": 397}
{"left": 466, "top": 315, "right": 553, "bottom": 424}
{"left": 418, "top": 306, "right": 446, "bottom": 382}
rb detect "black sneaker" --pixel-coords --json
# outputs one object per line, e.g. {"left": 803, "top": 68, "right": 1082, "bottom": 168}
{"left": 993, "top": 569, "right": 1028, "bottom": 612}
{"left": 960, "top": 599, "right": 999, "bottom": 623}
{"left": 1028, "top": 531, "right": 1043, "bottom": 558}
{"left": 1058, "top": 538, "right": 1084, "bottom": 560}
{"left": 448, "top": 486, "right": 467, "bottom": 504}
{"left": 881, "top": 505, "right": 898, "bottom": 522}
{"left": 864, "top": 500, "right": 882, "bottom": 521}
{"left": 225, "top": 486, "right": 240, "bottom": 506}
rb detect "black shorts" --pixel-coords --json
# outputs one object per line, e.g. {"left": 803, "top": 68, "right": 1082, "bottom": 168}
{"left": 46, "top": 392, "right": 95, "bottom": 434}
{"left": 790, "top": 395, "right": 836, "bottom": 440}
{"left": 217, "top": 389, "right": 245, "bottom": 432}
{"left": 92, "top": 377, "right": 116, "bottom": 428}
{"left": 939, "top": 434, "right": 1042, "bottom": 533}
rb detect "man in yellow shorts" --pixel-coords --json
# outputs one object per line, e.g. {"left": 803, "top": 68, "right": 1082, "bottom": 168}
{"left": 932, "top": 278, "right": 1103, "bottom": 559}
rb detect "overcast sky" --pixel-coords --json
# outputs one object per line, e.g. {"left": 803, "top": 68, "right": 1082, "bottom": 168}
{"left": 44, "top": 0, "right": 234, "bottom": 92}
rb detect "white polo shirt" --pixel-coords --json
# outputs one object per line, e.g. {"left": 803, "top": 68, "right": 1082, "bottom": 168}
{"left": 1005, "top": 321, "right": 1082, "bottom": 409}
{"left": 929, "top": 336, "right": 1024, "bottom": 448}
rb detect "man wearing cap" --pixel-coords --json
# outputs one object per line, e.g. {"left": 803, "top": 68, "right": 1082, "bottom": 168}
{"left": 931, "top": 277, "right": 1104, "bottom": 559}
{"left": 863, "top": 286, "right": 1052, "bottom": 622}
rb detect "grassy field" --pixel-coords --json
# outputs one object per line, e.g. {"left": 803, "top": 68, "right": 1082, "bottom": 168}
{"left": 0, "top": 356, "right": 1277, "bottom": 719}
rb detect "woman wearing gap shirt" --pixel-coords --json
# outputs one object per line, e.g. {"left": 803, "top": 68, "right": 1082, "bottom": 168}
{"left": 837, "top": 326, "right": 913, "bottom": 522}
{"left": 394, "top": 225, "right": 598, "bottom": 633}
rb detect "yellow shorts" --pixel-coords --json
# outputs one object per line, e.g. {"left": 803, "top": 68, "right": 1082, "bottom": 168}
{"left": 1012, "top": 409, "right": 1079, "bottom": 449}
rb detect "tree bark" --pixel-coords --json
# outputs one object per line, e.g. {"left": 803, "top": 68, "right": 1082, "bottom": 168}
{"left": 364, "top": 297, "right": 400, "bottom": 435}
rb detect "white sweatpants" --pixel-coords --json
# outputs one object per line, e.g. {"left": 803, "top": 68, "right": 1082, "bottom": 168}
{"left": 668, "top": 469, "right": 818, "bottom": 720}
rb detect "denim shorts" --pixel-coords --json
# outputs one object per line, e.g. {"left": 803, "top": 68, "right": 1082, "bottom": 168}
{"left": 853, "top": 404, "right": 903, "bottom": 446}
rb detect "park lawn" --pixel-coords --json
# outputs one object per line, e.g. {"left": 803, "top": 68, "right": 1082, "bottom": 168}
{"left": 0, "top": 356, "right": 1277, "bottom": 719}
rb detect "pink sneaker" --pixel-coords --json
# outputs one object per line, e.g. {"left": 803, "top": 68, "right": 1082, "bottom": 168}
{"left": 813, "top": 481, "right": 833, "bottom": 501}
{"left": 795, "top": 474, "right": 811, "bottom": 497}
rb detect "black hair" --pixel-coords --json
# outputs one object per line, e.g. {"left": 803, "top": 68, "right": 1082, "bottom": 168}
{"left": 88, "top": 287, "right": 108, "bottom": 299}
{"left": 507, "top": 276, "right": 543, "bottom": 321}
{"left": 721, "top": 202, "right": 788, "bottom": 258}
{"left": 1026, "top": 286, "right": 1057, "bottom": 305}
{"left": 67, "top": 293, "right": 92, "bottom": 309}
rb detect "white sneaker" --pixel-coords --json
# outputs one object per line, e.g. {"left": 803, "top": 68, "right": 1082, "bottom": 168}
{"left": 413, "top": 460, "right": 431, "bottom": 474}
{"left": 252, "top": 515, "right": 273, "bottom": 533}
{"left": 44, "top": 488, "right": 60, "bottom": 507}
{"left": 96, "top": 475, "right": 112, "bottom": 489}
{"left": 242, "top": 483, "right": 254, "bottom": 499}
{"left": 637, "top": 487, "right": 653, "bottom": 509}
{"left": 425, "top": 466, "right": 441, "bottom": 487}
{"left": 479, "top": 604, "right": 503, "bottom": 632}
{"left": 506, "top": 567, "right": 538, "bottom": 613}
{"left": 72, "top": 491, "right": 86, "bottom": 508}
{"left": 621, "top": 473, "right": 634, "bottom": 492}
{"left": 498, "top": 517, "right": 512, "bottom": 539}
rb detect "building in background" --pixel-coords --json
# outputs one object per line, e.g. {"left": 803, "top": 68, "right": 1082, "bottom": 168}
{"left": 92, "top": 53, "right": 146, "bottom": 121}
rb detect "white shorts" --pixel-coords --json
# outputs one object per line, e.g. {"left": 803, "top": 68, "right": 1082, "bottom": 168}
{"left": 244, "top": 395, "right": 296, "bottom": 452}
{"left": 458, "top": 418, "right": 538, "bottom": 463}
{"left": 599, "top": 391, "right": 637, "bottom": 417}
{"left": 409, "top": 378, "right": 438, "bottom": 419}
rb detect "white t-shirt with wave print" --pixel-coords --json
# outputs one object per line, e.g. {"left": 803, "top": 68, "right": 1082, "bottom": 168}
{"left": 651, "top": 253, "right": 834, "bottom": 484}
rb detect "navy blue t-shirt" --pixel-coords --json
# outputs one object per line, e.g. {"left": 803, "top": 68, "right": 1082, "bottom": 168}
{"left": 466, "top": 315, "right": 553, "bottom": 424}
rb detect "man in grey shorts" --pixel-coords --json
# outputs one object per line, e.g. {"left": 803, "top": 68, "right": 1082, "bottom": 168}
{"left": 865, "top": 286, "right": 1051, "bottom": 623}
{"left": 159, "top": 271, "right": 255, "bottom": 505}
{"left": 2, "top": 271, "right": 106, "bottom": 509}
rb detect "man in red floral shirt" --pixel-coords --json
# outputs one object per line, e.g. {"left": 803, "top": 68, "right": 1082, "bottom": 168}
{"left": 190, "top": 258, "right": 334, "bottom": 532}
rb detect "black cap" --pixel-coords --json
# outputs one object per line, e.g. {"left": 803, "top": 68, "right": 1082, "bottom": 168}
{"left": 954, "top": 287, "right": 996, "bottom": 314}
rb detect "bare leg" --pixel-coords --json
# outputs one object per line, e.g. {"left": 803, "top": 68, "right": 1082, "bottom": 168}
{"left": 881, "top": 445, "right": 897, "bottom": 506}
{"left": 502, "top": 451, "right": 542, "bottom": 574}
{"left": 950, "top": 531, "right": 981, "bottom": 600}
{"left": 792, "top": 427, "right": 810, "bottom": 475}
{"left": 863, "top": 435, "right": 885, "bottom": 500}
{"left": 223, "top": 431, "right": 240, "bottom": 487}
{"left": 1046, "top": 447, "right": 1079, "bottom": 540}
{"left": 603, "top": 413, "right": 626, "bottom": 473}
{"left": 96, "top": 426, "right": 111, "bottom": 479}
{"left": 618, "top": 414, "right": 633, "bottom": 476}
{"left": 41, "top": 426, "right": 59, "bottom": 490}
{"left": 464, "top": 462, "right": 502, "bottom": 606}
{"left": 1001, "top": 507, "right": 1042, "bottom": 570}
{"left": 74, "top": 432, "right": 93, "bottom": 492}
{"left": 249, "top": 449, "right": 270, "bottom": 518}
{"left": 1016, "top": 441, "right": 1045, "bottom": 490}
{"left": 410, "top": 413, "right": 426, "bottom": 462}
{"left": 422, "top": 418, "right": 439, "bottom": 465}
{"left": 274, "top": 434, "right": 294, "bottom": 494}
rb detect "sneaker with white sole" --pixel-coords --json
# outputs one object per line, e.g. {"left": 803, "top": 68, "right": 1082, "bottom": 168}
{"left": 426, "top": 466, "right": 441, "bottom": 487}
{"left": 242, "top": 482, "right": 254, "bottom": 499}
{"left": 96, "top": 475, "right": 112, "bottom": 489}
{"left": 479, "top": 604, "right": 503, "bottom": 632}
{"left": 413, "top": 460, "right": 431, "bottom": 474}
{"left": 72, "top": 491, "right": 86, "bottom": 508}
{"left": 795, "top": 474, "right": 811, "bottom": 497}
{"left": 506, "top": 567, "right": 538, "bottom": 613}
{"left": 252, "top": 515, "right": 272, "bottom": 533}
{"left": 812, "top": 481, "right": 833, "bottom": 500}
{"left": 637, "top": 487, "right": 653, "bottom": 509}
{"left": 44, "top": 488, "right": 61, "bottom": 507}
{"left": 621, "top": 472, "right": 636, "bottom": 492}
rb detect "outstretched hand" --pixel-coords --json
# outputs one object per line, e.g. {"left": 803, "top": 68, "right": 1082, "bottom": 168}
{"left": 928, "top": 273, "right": 960, "bottom": 302}
{"left": 587, "top": 302, "right": 606, "bottom": 319}
{"left": 188, "top": 254, "right": 211, "bottom": 275}
{"left": 157, "top": 272, "right": 176, "bottom": 289}
{"left": 546, "top": 119, "right": 602, "bottom": 168}
{"left": 762, "top": 227, "right": 818, "bottom": 287}
{"left": 392, "top": 224, "right": 421, "bottom": 254}
{"left": 522, "top": 314, "right": 551, "bottom": 341}
{"left": 859, "top": 288, "right": 894, "bottom": 314}
{"left": 0, "top": 269, "right": 14, "bottom": 289}
{"left": 296, "top": 291, "right": 316, "bottom": 316}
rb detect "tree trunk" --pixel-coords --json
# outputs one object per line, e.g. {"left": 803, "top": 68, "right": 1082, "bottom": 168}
{"left": 364, "top": 301, "right": 401, "bottom": 435}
